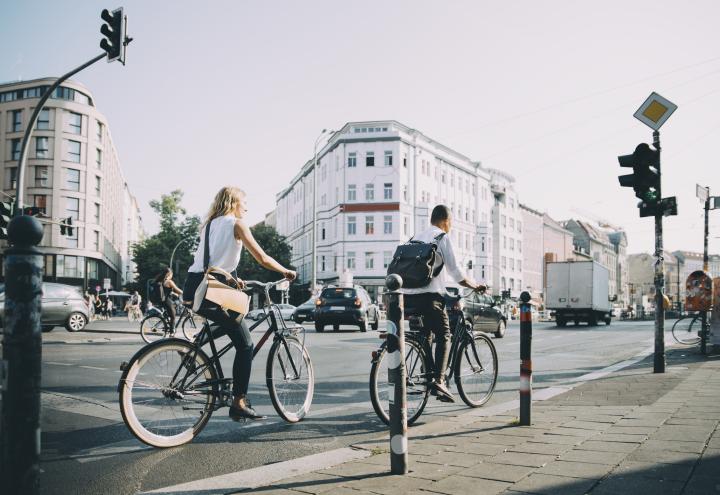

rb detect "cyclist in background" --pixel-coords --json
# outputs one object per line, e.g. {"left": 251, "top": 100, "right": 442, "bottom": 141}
{"left": 403, "top": 204, "right": 486, "bottom": 403}
{"left": 153, "top": 268, "right": 183, "bottom": 331}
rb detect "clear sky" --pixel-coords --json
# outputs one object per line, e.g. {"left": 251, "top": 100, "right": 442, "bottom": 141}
{"left": 2, "top": 0, "right": 719, "bottom": 255}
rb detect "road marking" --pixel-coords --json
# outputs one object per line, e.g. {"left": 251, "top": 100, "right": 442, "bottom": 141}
{"left": 70, "top": 439, "right": 152, "bottom": 463}
{"left": 79, "top": 365, "right": 107, "bottom": 371}
{"left": 45, "top": 361, "right": 73, "bottom": 366}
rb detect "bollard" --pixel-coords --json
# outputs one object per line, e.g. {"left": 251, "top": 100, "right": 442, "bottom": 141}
{"left": 384, "top": 274, "right": 407, "bottom": 474}
{"left": 519, "top": 291, "right": 533, "bottom": 426}
{"left": 1, "top": 215, "right": 44, "bottom": 494}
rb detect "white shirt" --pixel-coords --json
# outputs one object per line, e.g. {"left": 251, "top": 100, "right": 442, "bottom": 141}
{"left": 402, "top": 225, "right": 467, "bottom": 295}
{"left": 188, "top": 214, "right": 243, "bottom": 273}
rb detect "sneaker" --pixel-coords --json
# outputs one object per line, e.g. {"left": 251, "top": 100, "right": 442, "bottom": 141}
{"left": 430, "top": 381, "right": 456, "bottom": 403}
{"left": 229, "top": 399, "right": 266, "bottom": 421}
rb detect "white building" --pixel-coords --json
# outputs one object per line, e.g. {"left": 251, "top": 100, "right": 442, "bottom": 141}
{"left": 275, "top": 120, "right": 496, "bottom": 301}
{"left": 488, "top": 169, "right": 523, "bottom": 295}
{"left": 0, "top": 77, "right": 143, "bottom": 290}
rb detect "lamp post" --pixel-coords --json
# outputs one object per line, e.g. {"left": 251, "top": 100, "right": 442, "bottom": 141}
{"left": 169, "top": 236, "right": 198, "bottom": 284}
{"left": 310, "top": 129, "right": 333, "bottom": 297}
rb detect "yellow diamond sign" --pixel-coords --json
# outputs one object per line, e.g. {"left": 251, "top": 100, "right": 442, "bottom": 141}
{"left": 633, "top": 92, "right": 677, "bottom": 131}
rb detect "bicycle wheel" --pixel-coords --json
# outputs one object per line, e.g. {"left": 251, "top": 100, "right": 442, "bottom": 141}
{"left": 454, "top": 333, "right": 498, "bottom": 407}
{"left": 141, "top": 315, "right": 171, "bottom": 344}
{"left": 369, "top": 338, "right": 430, "bottom": 426}
{"left": 182, "top": 312, "right": 205, "bottom": 341}
{"left": 119, "top": 339, "right": 217, "bottom": 448}
{"left": 266, "top": 336, "right": 314, "bottom": 423}
{"left": 672, "top": 316, "right": 701, "bottom": 345}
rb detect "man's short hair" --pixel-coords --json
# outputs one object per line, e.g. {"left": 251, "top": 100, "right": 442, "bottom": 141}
{"left": 431, "top": 205, "right": 451, "bottom": 225}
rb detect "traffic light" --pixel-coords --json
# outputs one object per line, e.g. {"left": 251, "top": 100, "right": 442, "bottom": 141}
{"left": 100, "top": 7, "right": 126, "bottom": 63}
{"left": 60, "top": 217, "right": 74, "bottom": 237}
{"left": 618, "top": 143, "right": 660, "bottom": 203}
{"left": 0, "top": 201, "right": 13, "bottom": 240}
{"left": 22, "top": 206, "right": 43, "bottom": 216}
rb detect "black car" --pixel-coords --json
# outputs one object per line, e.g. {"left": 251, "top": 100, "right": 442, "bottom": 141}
{"left": 446, "top": 287, "right": 507, "bottom": 338}
{"left": 314, "top": 286, "right": 380, "bottom": 332}
{"left": 292, "top": 298, "right": 316, "bottom": 323}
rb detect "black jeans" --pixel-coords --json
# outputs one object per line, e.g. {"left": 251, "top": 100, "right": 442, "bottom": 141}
{"left": 183, "top": 271, "right": 254, "bottom": 397}
{"left": 404, "top": 292, "right": 450, "bottom": 382}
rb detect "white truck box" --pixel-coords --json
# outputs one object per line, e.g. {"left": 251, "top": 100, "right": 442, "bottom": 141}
{"left": 546, "top": 261, "right": 612, "bottom": 326}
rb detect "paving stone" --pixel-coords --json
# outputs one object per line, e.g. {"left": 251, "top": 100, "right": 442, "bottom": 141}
{"left": 683, "top": 474, "right": 720, "bottom": 494}
{"left": 576, "top": 440, "right": 638, "bottom": 453}
{"left": 595, "top": 433, "right": 646, "bottom": 443}
{"left": 343, "top": 472, "right": 429, "bottom": 494}
{"left": 403, "top": 442, "right": 449, "bottom": 456}
{"left": 422, "top": 474, "right": 510, "bottom": 495}
{"left": 414, "top": 450, "right": 481, "bottom": 468}
{"left": 611, "top": 461, "right": 694, "bottom": 482}
{"left": 358, "top": 453, "right": 390, "bottom": 466}
{"left": 317, "top": 461, "right": 383, "bottom": 479}
{"left": 244, "top": 488, "right": 307, "bottom": 495}
{"left": 405, "top": 461, "right": 464, "bottom": 481}
{"left": 641, "top": 439, "right": 706, "bottom": 454}
{"left": 605, "top": 425, "right": 658, "bottom": 435}
{"left": 693, "top": 448, "right": 720, "bottom": 478}
{"left": 508, "top": 442, "right": 574, "bottom": 456}
{"left": 560, "top": 420, "right": 614, "bottom": 431}
{"left": 664, "top": 417, "right": 717, "bottom": 426}
{"left": 549, "top": 427, "right": 602, "bottom": 438}
{"left": 456, "top": 462, "right": 534, "bottom": 483}
{"left": 529, "top": 434, "right": 584, "bottom": 446}
{"left": 490, "top": 451, "right": 556, "bottom": 468}
{"left": 649, "top": 425, "right": 713, "bottom": 442}
{"left": 615, "top": 418, "right": 666, "bottom": 427}
{"left": 558, "top": 449, "right": 627, "bottom": 465}
{"left": 590, "top": 473, "right": 685, "bottom": 495}
{"left": 509, "top": 473, "right": 597, "bottom": 495}
{"left": 445, "top": 442, "right": 507, "bottom": 456}
{"left": 538, "top": 460, "right": 613, "bottom": 480}
{"left": 626, "top": 448, "right": 698, "bottom": 465}
{"left": 483, "top": 434, "right": 536, "bottom": 446}
{"left": 272, "top": 472, "right": 350, "bottom": 495}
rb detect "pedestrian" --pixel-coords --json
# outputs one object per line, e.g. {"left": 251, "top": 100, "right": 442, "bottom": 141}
{"left": 106, "top": 297, "right": 113, "bottom": 320}
{"left": 86, "top": 291, "right": 96, "bottom": 321}
{"left": 182, "top": 186, "right": 296, "bottom": 420}
{"left": 402, "top": 204, "right": 486, "bottom": 403}
{"left": 94, "top": 294, "right": 104, "bottom": 320}
{"left": 152, "top": 267, "right": 183, "bottom": 332}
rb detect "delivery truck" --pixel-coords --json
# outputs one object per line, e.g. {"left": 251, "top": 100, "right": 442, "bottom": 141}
{"left": 545, "top": 260, "right": 613, "bottom": 327}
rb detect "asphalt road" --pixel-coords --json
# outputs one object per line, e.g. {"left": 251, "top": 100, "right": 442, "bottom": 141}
{"left": 36, "top": 316, "right": 676, "bottom": 494}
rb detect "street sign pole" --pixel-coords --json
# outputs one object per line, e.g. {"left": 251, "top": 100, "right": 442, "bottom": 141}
{"left": 652, "top": 130, "right": 665, "bottom": 374}
{"left": 702, "top": 192, "right": 710, "bottom": 355}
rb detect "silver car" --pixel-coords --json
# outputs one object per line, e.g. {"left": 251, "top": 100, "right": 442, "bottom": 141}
{"left": 0, "top": 282, "right": 89, "bottom": 332}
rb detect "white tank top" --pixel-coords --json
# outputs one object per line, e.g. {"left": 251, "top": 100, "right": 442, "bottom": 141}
{"left": 188, "top": 214, "right": 243, "bottom": 273}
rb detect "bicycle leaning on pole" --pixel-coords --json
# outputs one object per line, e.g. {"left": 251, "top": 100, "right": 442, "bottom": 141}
{"left": 118, "top": 278, "right": 314, "bottom": 447}
{"left": 369, "top": 288, "right": 499, "bottom": 426}
{"left": 670, "top": 311, "right": 705, "bottom": 346}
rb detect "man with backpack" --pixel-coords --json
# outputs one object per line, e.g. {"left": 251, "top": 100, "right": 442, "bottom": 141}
{"left": 390, "top": 204, "right": 486, "bottom": 403}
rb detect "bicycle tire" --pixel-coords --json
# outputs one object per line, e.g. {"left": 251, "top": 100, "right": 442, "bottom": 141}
{"left": 140, "top": 315, "right": 171, "bottom": 344}
{"left": 671, "top": 315, "right": 701, "bottom": 345}
{"left": 118, "top": 338, "right": 217, "bottom": 448}
{"left": 266, "top": 336, "right": 314, "bottom": 423}
{"left": 182, "top": 312, "right": 204, "bottom": 341}
{"left": 369, "top": 338, "right": 430, "bottom": 426}
{"left": 454, "top": 333, "right": 498, "bottom": 407}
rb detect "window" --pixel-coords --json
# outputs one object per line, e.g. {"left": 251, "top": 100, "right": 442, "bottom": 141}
{"left": 36, "top": 137, "right": 49, "bottom": 158}
{"left": 384, "top": 215, "right": 392, "bottom": 234}
{"left": 403, "top": 185, "right": 408, "bottom": 201}
{"left": 348, "top": 152, "right": 357, "bottom": 167}
{"left": 320, "top": 193, "right": 326, "bottom": 206}
{"left": 403, "top": 216, "right": 409, "bottom": 236}
{"left": 96, "top": 148, "right": 102, "bottom": 168}
{"left": 384, "top": 150, "right": 393, "bottom": 166}
{"left": 94, "top": 203, "right": 100, "bottom": 224}
{"left": 96, "top": 120, "right": 103, "bottom": 141}
{"left": 34, "top": 195, "right": 47, "bottom": 214}
{"left": 6, "top": 167, "right": 17, "bottom": 189}
{"left": 518, "top": 260, "right": 522, "bottom": 272}
{"left": 501, "top": 256, "right": 507, "bottom": 269}
{"left": 509, "top": 218, "right": 515, "bottom": 229}
{"left": 481, "top": 236, "right": 486, "bottom": 252}
{"left": 347, "top": 184, "right": 356, "bottom": 201}
{"left": 65, "top": 168, "right": 80, "bottom": 191}
{"left": 347, "top": 251, "right": 356, "bottom": 269}
{"left": 510, "top": 259, "right": 515, "bottom": 271}
{"left": 365, "top": 183, "right": 374, "bottom": 201}
{"left": 35, "top": 166, "right": 49, "bottom": 187}
{"left": 501, "top": 215, "right": 507, "bottom": 227}
{"left": 66, "top": 111, "right": 82, "bottom": 134}
{"left": 365, "top": 252, "right": 374, "bottom": 269}
{"left": 57, "top": 255, "right": 84, "bottom": 277}
{"left": 509, "top": 238, "right": 515, "bottom": 251}
{"left": 384, "top": 183, "right": 393, "bottom": 200}
{"left": 383, "top": 251, "right": 392, "bottom": 269}
{"left": 403, "top": 153, "right": 407, "bottom": 168}
{"left": 10, "top": 138, "right": 21, "bottom": 160}
{"left": 365, "top": 215, "right": 374, "bottom": 235}
{"left": 65, "top": 197, "right": 80, "bottom": 220}
{"left": 441, "top": 170, "right": 446, "bottom": 183}
{"left": 95, "top": 176, "right": 101, "bottom": 196}
{"left": 503, "top": 236, "right": 507, "bottom": 248}
{"left": 37, "top": 109, "right": 50, "bottom": 130}
{"left": 12, "top": 110, "right": 22, "bottom": 132}
{"left": 366, "top": 151, "right": 375, "bottom": 167}
{"left": 518, "top": 240, "right": 522, "bottom": 253}
{"left": 321, "top": 255, "right": 326, "bottom": 272}
{"left": 321, "top": 223, "right": 326, "bottom": 240}
{"left": 517, "top": 221, "right": 522, "bottom": 233}
{"left": 347, "top": 216, "right": 356, "bottom": 235}
{"left": 65, "top": 140, "right": 81, "bottom": 163}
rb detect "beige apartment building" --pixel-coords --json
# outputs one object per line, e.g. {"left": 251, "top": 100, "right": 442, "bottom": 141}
{"left": 0, "top": 78, "right": 142, "bottom": 290}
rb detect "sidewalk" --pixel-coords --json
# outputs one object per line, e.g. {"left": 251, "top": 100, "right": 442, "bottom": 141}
{"left": 244, "top": 347, "right": 720, "bottom": 495}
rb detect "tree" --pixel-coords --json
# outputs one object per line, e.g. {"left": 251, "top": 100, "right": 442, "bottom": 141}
{"left": 236, "top": 223, "right": 293, "bottom": 282}
{"left": 132, "top": 190, "right": 200, "bottom": 294}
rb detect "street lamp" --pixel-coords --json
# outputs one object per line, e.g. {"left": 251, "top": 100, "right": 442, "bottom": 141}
{"left": 169, "top": 236, "right": 199, "bottom": 278}
{"left": 311, "top": 128, "right": 334, "bottom": 296}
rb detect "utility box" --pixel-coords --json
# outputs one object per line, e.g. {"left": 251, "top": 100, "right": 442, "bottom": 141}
{"left": 546, "top": 261, "right": 612, "bottom": 327}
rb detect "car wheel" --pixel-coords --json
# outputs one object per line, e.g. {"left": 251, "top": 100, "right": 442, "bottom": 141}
{"left": 315, "top": 322, "right": 324, "bottom": 333}
{"left": 65, "top": 312, "right": 87, "bottom": 332}
{"left": 605, "top": 318, "right": 611, "bottom": 325}
{"left": 333, "top": 325, "right": 340, "bottom": 332}
{"left": 359, "top": 316, "right": 368, "bottom": 333}
{"left": 42, "top": 325, "right": 55, "bottom": 333}
{"left": 495, "top": 320, "right": 506, "bottom": 338}
{"left": 557, "top": 318, "right": 567, "bottom": 327}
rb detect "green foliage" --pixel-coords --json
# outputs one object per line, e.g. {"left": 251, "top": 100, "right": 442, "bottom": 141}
{"left": 236, "top": 223, "right": 293, "bottom": 283}
{"left": 132, "top": 190, "right": 200, "bottom": 293}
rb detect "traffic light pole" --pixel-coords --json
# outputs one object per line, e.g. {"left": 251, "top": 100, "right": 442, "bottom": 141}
{"left": 701, "top": 195, "right": 710, "bottom": 355}
{"left": 653, "top": 130, "right": 665, "bottom": 374}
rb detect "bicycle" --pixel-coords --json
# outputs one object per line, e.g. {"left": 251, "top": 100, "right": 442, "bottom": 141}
{"left": 118, "top": 278, "right": 314, "bottom": 448}
{"left": 139, "top": 298, "right": 203, "bottom": 343}
{"left": 126, "top": 303, "right": 143, "bottom": 323}
{"left": 671, "top": 312, "right": 703, "bottom": 345}
{"left": 369, "top": 289, "right": 499, "bottom": 426}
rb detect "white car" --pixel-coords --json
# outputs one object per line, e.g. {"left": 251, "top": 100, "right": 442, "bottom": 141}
{"left": 246, "top": 304, "right": 296, "bottom": 321}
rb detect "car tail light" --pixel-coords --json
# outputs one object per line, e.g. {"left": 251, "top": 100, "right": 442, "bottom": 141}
{"left": 452, "top": 300, "right": 464, "bottom": 311}
{"left": 315, "top": 298, "right": 323, "bottom": 306}
{"left": 354, "top": 297, "right": 361, "bottom": 307}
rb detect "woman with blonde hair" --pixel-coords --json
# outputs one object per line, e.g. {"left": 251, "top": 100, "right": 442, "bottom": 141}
{"left": 183, "top": 187, "right": 296, "bottom": 420}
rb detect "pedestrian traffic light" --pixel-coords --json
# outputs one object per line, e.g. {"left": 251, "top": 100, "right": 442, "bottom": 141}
{"left": 0, "top": 201, "right": 13, "bottom": 240}
{"left": 60, "top": 217, "right": 73, "bottom": 237}
{"left": 618, "top": 143, "right": 660, "bottom": 204}
{"left": 100, "top": 7, "right": 126, "bottom": 63}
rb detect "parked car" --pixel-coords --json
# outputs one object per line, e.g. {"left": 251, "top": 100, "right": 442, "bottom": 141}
{"left": 314, "top": 286, "right": 380, "bottom": 332}
{"left": 292, "top": 298, "right": 316, "bottom": 323}
{"left": 246, "top": 307, "right": 266, "bottom": 321}
{"left": 445, "top": 287, "right": 507, "bottom": 338}
{"left": 0, "top": 282, "right": 89, "bottom": 332}
{"left": 247, "top": 304, "right": 295, "bottom": 321}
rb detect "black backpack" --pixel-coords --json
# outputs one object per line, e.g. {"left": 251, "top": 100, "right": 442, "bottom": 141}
{"left": 148, "top": 282, "right": 165, "bottom": 306}
{"left": 387, "top": 233, "right": 445, "bottom": 289}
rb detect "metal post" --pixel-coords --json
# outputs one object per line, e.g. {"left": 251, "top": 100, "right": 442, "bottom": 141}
{"left": 701, "top": 195, "right": 710, "bottom": 355}
{"left": 1, "top": 215, "right": 45, "bottom": 493}
{"left": 384, "top": 274, "right": 407, "bottom": 474}
{"left": 653, "top": 130, "right": 665, "bottom": 373}
{"left": 519, "top": 291, "right": 532, "bottom": 425}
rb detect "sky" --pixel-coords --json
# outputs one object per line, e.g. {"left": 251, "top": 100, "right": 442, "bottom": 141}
{"left": 2, "top": 0, "right": 720, "bottom": 255}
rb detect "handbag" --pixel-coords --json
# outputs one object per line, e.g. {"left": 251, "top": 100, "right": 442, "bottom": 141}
{"left": 192, "top": 219, "right": 250, "bottom": 316}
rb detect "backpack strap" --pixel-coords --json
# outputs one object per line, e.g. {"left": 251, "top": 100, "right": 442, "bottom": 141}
{"left": 203, "top": 219, "right": 213, "bottom": 272}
